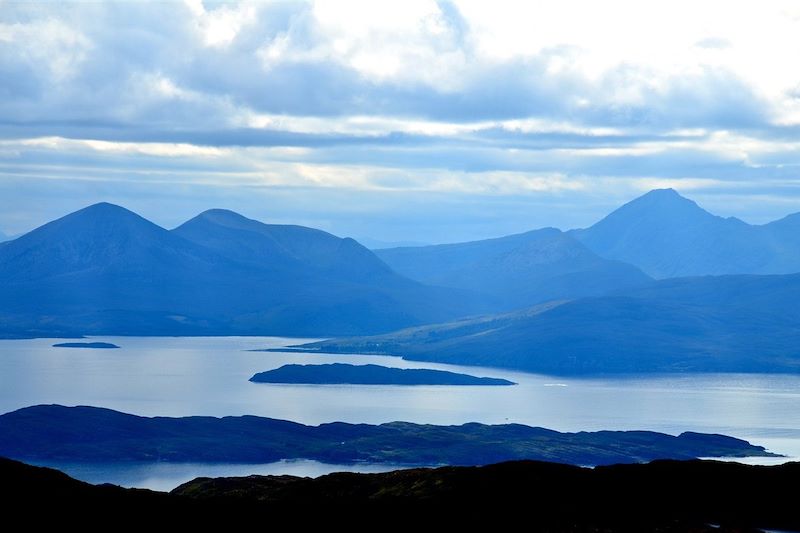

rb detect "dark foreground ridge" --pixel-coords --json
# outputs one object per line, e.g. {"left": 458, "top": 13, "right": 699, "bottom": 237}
{"left": 52, "top": 342, "right": 120, "bottom": 349}
{"left": 2, "top": 456, "right": 799, "bottom": 531}
{"left": 249, "top": 363, "right": 515, "bottom": 385}
{"left": 0, "top": 405, "right": 775, "bottom": 466}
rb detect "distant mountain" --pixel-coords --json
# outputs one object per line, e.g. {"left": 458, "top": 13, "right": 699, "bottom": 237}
{"left": 376, "top": 228, "right": 651, "bottom": 310}
{"left": 571, "top": 189, "right": 800, "bottom": 278}
{"left": 0, "top": 230, "right": 9, "bottom": 243}
{"left": 297, "top": 273, "right": 800, "bottom": 374}
{"left": 0, "top": 203, "right": 481, "bottom": 337}
{"left": 356, "top": 237, "right": 430, "bottom": 250}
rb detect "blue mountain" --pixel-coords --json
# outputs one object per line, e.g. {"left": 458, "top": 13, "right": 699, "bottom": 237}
{"left": 172, "top": 209, "right": 394, "bottom": 282}
{"left": 376, "top": 228, "right": 651, "bottom": 310}
{"left": 571, "top": 189, "right": 800, "bottom": 278}
{"left": 0, "top": 203, "right": 481, "bottom": 337}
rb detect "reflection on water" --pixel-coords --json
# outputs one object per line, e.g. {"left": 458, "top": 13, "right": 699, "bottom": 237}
{"left": 2, "top": 335, "right": 800, "bottom": 487}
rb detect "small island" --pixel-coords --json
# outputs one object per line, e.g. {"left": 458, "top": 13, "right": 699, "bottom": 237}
{"left": 52, "top": 342, "right": 120, "bottom": 349}
{"left": 249, "top": 363, "right": 515, "bottom": 386}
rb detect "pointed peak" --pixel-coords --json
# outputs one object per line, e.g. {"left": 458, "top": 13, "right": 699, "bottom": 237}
{"left": 65, "top": 202, "right": 150, "bottom": 225}
{"left": 620, "top": 188, "right": 707, "bottom": 214}
{"left": 637, "top": 188, "right": 691, "bottom": 203}
{"left": 645, "top": 187, "right": 681, "bottom": 196}
{"left": 78, "top": 202, "right": 133, "bottom": 215}
{"left": 198, "top": 208, "right": 245, "bottom": 218}
{"left": 186, "top": 208, "right": 261, "bottom": 229}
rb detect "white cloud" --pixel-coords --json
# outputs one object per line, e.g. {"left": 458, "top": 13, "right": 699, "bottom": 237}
{"left": 184, "top": 0, "right": 256, "bottom": 47}
{"left": 0, "top": 18, "right": 91, "bottom": 81}
{"left": 12, "top": 137, "right": 228, "bottom": 158}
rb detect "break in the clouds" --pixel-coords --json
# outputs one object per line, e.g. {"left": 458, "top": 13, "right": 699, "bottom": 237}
{"left": 2, "top": 1, "right": 800, "bottom": 242}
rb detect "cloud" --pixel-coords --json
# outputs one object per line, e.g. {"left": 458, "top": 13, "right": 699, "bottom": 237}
{"left": 2, "top": 1, "right": 800, "bottom": 241}
{"left": 694, "top": 37, "right": 731, "bottom": 49}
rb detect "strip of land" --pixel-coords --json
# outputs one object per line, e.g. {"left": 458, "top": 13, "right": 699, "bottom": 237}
{"left": 0, "top": 405, "right": 776, "bottom": 466}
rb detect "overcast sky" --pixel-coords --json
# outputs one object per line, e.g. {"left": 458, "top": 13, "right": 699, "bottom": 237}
{"left": 2, "top": 1, "right": 800, "bottom": 243}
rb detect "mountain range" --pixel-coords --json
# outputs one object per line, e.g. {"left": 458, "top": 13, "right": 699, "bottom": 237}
{"left": 377, "top": 189, "right": 800, "bottom": 283}
{"left": 375, "top": 228, "right": 651, "bottom": 309}
{"left": 2, "top": 189, "right": 800, "bottom": 371}
{"left": 0, "top": 203, "right": 480, "bottom": 337}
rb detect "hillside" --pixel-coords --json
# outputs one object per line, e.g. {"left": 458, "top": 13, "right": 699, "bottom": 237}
{"left": 297, "top": 273, "right": 800, "bottom": 374}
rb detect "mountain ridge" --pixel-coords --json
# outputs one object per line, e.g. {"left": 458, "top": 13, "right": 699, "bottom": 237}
{"left": 376, "top": 227, "right": 651, "bottom": 310}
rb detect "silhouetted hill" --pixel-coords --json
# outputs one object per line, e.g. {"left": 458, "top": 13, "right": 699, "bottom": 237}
{"left": 0, "top": 204, "right": 482, "bottom": 337}
{"left": 249, "top": 363, "right": 515, "bottom": 385}
{"left": 376, "top": 228, "right": 651, "bottom": 309}
{"left": 0, "top": 202, "right": 221, "bottom": 283}
{"left": 572, "top": 189, "right": 800, "bottom": 278}
{"left": 3, "top": 456, "right": 799, "bottom": 531}
{"left": 298, "top": 273, "right": 800, "bottom": 374}
{"left": 173, "top": 209, "right": 394, "bottom": 282}
{"left": 0, "top": 405, "right": 772, "bottom": 466}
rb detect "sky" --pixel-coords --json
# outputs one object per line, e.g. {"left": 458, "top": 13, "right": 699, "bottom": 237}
{"left": 2, "top": 0, "right": 800, "bottom": 244}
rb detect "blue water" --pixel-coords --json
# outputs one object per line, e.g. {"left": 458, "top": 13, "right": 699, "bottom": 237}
{"left": 2, "top": 336, "right": 799, "bottom": 489}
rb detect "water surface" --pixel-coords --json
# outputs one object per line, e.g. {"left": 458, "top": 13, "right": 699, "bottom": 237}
{"left": 2, "top": 336, "right": 799, "bottom": 488}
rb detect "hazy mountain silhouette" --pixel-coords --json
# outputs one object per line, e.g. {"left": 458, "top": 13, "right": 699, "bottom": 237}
{"left": 376, "top": 228, "right": 651, "bottom": 309}
{"left": 0, "top": 203, "right": 480, "bottom": 337}
{"left": 4, "top": 191, "right": 800, "bottom": 343}
{"left": 173, "top": 209, "right": 394, "bottom": 282}
{"left": 298, "top": 273, "right": 800, "bottom": 374}
{"left": 572, "top": 189, "right": 800, "bottom": 278}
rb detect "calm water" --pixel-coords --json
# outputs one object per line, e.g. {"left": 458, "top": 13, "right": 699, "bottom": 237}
{"left": 2, "top": 336, "right": 799, "bottom": 489}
